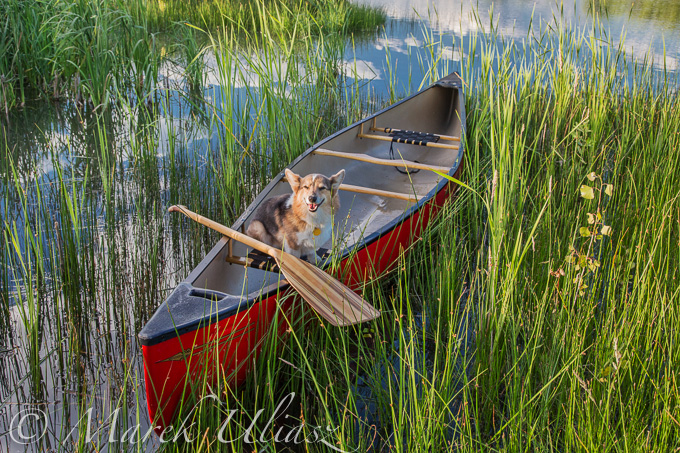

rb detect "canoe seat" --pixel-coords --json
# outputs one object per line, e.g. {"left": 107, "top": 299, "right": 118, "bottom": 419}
{"left": 281, "top": 177, "right": 423, "bottom": 202}
{"left": 369, "top": 125, "right": 460, "bottom": 143}
{"left": 226, "top": 249, "right": 331, "bottom": 272}
{"left": 376, "top": 128, "right": 442, "bottom": 146}
{"left": 358, "top": 124, "right": 460, "bottom": 150}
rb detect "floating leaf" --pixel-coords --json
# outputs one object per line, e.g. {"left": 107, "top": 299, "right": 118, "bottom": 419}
{"left": 587, "top": 172, "right": 597, "bottom": 181}
{"left": 580, "top": 185, "right": 595, "bottom": 200}
{"left": 587, "top": 213, "right": 595, "bottom": 224}
{"left": 579, "top": 227, "right": 591, "bottom": 237}
{"left": 601, "top": 225, "right": 612, "bottom": 236}
{"left": 604, "top": 184, "right": 613, "bottom": 196}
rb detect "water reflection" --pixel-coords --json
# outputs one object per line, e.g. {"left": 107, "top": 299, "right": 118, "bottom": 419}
{"left": 348, "top": 0, "right": 680, "bottom": 94}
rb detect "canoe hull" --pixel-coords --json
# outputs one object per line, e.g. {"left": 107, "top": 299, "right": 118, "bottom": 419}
{"left": 140, "top": 72, "right": 466, "bottom": 432}
{"left": 141, "top": 171, "right": 458, "bottom": 431}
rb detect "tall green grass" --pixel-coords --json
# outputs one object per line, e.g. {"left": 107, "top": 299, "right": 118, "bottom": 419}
{"left": 158, "top": 16, "right": 679, "bottom": 453}
{"left": 0, "top": 0, "right": 384, "bottom": 112}
{"left": 1, "top": 6, "right": 679, "bottom": 453}
{"left": 139, "top": 0, "right": 385, "bottom": 34}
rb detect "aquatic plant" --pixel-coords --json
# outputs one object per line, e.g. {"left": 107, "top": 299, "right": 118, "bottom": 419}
{"left": 1, "top": 5, "right": 679, "bottom": 452}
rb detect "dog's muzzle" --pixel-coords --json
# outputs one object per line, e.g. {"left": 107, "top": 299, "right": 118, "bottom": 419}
{"left": 308, "top": 198, "right": 324, "bottom": 212}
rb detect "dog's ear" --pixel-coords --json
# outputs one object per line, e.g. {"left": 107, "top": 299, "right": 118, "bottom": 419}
{"left": 329, "top": 169, "right": 345, "bottom": 192}
{"left": 285, "top": 169, "right": 301, "bottom": 192}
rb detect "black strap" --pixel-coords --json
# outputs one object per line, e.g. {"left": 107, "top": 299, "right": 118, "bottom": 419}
{"left": 389, "top": 141, "right": 420, "bottom": 175}
{"left": 383, "top": 128, "right": 441, "bottom": 145}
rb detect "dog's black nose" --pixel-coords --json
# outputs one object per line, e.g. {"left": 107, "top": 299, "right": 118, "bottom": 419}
{"left": 307, "top": 195, "right": 318, "bottom": 203}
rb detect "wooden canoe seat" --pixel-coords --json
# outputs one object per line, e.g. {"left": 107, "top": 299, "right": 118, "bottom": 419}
{"left": 369, "top": 126, "right": 460, "bottom": 143}
{"left": 281, "top": 176, "right": 423, "bottom": 202}
{"left": 357, "top": 122, "right": 460, "bottom": 150}
{"left": 226, "top": 251, "right": 281, "bottom": 272}
{"left": 226, "top": 249, "right": 331, "bottom": 270}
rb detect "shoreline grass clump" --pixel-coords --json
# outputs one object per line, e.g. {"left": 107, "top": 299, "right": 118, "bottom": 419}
{"left": 138, "top": 0, "right": 385, "bottom": 35}
{"left": 0, "top": 0, "right": 385, "bottom": 112}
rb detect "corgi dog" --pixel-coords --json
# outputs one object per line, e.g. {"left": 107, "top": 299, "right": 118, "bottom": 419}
{"left": 246, "top": 168, "right": 345, "bottom": 261}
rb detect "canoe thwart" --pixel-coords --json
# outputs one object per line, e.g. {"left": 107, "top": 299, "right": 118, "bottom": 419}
{"left": 368, "top": 126, "right": 460, "bottom": 143}
{"left": 281, "top": 177, "right": 423, "bottom": 202}
{"left": 313, "top": 148, "right": 450, "bottom": 173}
{"left": 337, "top": 183, "right": 421, "bottom": 202}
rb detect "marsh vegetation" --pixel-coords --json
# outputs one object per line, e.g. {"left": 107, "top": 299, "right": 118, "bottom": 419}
{"left": 1, "top": 1, "right": 679, "bottom": 451}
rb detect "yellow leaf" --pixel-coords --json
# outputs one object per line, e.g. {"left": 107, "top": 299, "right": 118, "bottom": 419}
{"left": 604, "top": 184, "right": 613, "bottom": 196}
{"left": 601, "top": 225, "right": 612, "bottom": 236}
{"left": 580, "top": 185, "right": 595, "bottom": 200}
{"left": 587, "top": 213, "right": 595, "bottom": 224}
{"left": 587, "top": 172, "right": 597, "bottom": 181}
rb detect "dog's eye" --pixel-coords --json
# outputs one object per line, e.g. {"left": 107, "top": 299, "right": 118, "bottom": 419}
{"left": 302, "top": 185, "right": 309, "bottom": 190}
{"left": 319, "top": 186, "right": 328, "bottom": 191}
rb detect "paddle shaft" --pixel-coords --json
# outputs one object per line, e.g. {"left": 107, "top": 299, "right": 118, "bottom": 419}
{"left": 169, "top": 206, "right": 279, "bottom": 257}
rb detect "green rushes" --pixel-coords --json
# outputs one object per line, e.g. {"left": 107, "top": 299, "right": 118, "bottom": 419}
{"left": 1, "top": 5, "right": 679, "bottom": 452}
{"left": 0, "top": 0, "right": 385, "bottom": 111}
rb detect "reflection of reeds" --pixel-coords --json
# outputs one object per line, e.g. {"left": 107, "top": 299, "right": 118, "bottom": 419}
{"left": 3, "top": 167, "right": 45, "bottom": 397}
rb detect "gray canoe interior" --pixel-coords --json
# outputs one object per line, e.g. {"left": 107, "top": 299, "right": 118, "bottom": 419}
{"left": 188, "top": 83, "right": 463, "bottom": 298}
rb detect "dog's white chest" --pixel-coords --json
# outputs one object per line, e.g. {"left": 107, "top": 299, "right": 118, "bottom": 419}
{"left": 297, "top": 210, "right": 333, "bottom": 250}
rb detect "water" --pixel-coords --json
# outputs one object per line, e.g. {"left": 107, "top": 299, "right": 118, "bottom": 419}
{"left": 346, "top": 0, "right": 680, "bottom": 94}
{"left": 2, "top": 0, "right": 680, "bottom": 450}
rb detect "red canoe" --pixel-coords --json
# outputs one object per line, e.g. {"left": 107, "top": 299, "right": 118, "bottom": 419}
{"left": 139, "top": 72, "right": 466, "bottom": 432}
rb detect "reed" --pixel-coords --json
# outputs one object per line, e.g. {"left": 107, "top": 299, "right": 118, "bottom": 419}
{"left": 1, "top": 5, "right": 679, "bottom": 452}
{"left": 0, "top": 0, "right": 384, "bottom": 112}
{"left": 161, "top": 14, "right": 679, "bottom": 452}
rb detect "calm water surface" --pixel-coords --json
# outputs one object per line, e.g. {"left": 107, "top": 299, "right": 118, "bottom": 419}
{"left": 347, "top": 0, "right": 680, "bottom": 93}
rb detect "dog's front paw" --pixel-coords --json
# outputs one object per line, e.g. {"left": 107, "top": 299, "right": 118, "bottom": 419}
{"left": 300, "top": 254, "right": 315, "bottom": 263}
{"left": 300, "top": 252, "right": 325, "bottom": 266}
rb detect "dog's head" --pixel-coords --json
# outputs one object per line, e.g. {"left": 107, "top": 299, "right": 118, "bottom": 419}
{"left": 285, "top": 168, "right": 345, "bottom": 213}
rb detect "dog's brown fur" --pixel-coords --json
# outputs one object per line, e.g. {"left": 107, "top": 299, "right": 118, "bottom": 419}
{"left": 246, "top": 168, "right": 345, "bottom": 259}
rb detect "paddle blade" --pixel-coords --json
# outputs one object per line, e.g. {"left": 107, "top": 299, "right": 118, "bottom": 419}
{"left": 276, "top": 254, "right": 380, "bottom": 327}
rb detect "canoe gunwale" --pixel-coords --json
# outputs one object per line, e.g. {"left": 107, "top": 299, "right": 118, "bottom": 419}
{"left": 139, "top": 73, "right": 465, "bottom": 347}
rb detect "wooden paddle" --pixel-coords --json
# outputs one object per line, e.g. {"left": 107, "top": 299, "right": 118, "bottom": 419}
{"left": 168, "top": 205, "right": 380, "bottom": 327}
